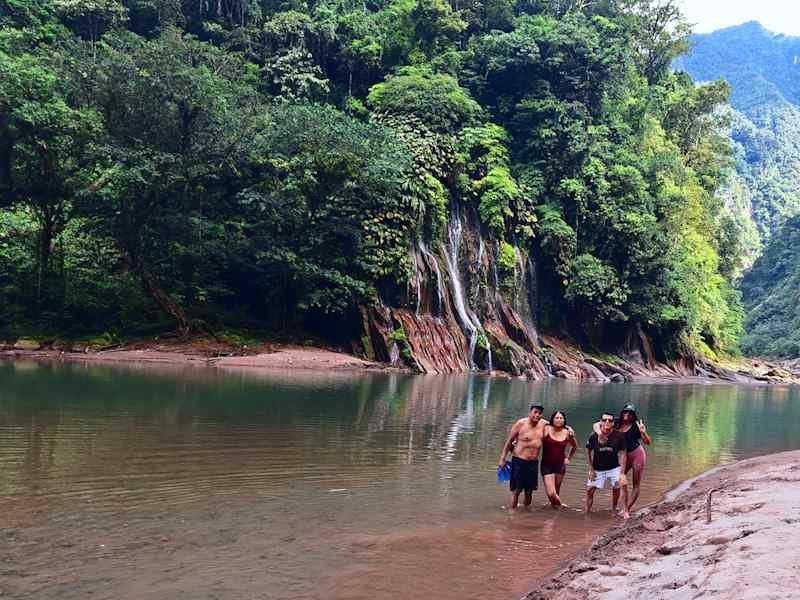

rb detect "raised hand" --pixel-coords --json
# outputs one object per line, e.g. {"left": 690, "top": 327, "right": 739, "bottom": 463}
{"left": 637, "top": 419, "right": 646, "bottom": 434}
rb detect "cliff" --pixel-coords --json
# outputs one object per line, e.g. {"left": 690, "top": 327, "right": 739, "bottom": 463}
{"left": 360, "top": 203, "right": 798, "bottom": 384}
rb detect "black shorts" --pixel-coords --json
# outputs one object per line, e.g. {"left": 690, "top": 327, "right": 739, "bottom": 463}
{"left": 540, "top": 462, "right": 566, "bottom": 477}
{"left": 510, "top": 456, "right": 538, "bottom": 492}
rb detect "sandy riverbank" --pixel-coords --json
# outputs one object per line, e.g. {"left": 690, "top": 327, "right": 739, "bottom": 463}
{"left": 2, "top": 337, "right": 800, "bottom": 383}
{"left": 0, "top": 341, "right": 391, "bottom": 372}
{"left": 524, "top": 450, "right": 800, "bottom": 600}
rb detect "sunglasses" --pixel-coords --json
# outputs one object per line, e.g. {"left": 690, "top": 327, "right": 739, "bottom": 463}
{"left": 601, "top": 417, "right": 614, "bottom": 422}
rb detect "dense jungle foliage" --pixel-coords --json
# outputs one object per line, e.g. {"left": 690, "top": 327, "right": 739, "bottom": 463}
{"left": 740, "top": 215, "right": 800, "bottom": 357}
{"left": 0, "top": 0, "right": 744, "bottom": 357}
{"left": 678, "top": 21, "right": 800, "bottom": 357}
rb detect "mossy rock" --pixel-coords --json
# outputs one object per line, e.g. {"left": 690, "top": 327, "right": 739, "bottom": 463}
{"left": 490, "top": 341, "right": 515, "bottom": 373}
{"left": 486, "top": 333, "right": 524, "bottom": 375}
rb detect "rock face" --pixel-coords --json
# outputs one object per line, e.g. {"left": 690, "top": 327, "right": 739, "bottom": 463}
{"left": 359, "top": 202, "right": 678, "bottom": 381}
{"left": 357, "top": 203, "right": 800, "bottom": 385}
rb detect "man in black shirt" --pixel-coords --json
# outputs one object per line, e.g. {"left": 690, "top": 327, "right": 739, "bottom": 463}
{"left": 585, "top": 411, "right": 629, "bottom": 518}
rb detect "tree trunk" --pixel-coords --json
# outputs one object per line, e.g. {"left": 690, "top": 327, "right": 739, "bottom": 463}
{"left": 36, "top": 216, "right": 55, "bottom": 315}
{"left": 137, "top": 264, "right": 191, "bottom": 336}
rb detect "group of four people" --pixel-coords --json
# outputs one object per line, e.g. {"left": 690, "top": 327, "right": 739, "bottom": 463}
{"left": 498, "top": 402, "right": 652, "bottom": 518}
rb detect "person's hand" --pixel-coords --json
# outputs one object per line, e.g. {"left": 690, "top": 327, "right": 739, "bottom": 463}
{"left": 589, "top": 469, "right": 596, "bottom": 481}
{"left": 499, "top": 459, "right": 507, "bottom": 469}
{"left": 566, "top": 426, "right": 575, "bottom": 437}
{"left": 564, "top": 457, "right": 570, "bottom": 465}
{"left": 637, "top": 420, "right": 646, "bottom": 434}
{"left": 619, "top": 474, "right": 627, "bottom": 487}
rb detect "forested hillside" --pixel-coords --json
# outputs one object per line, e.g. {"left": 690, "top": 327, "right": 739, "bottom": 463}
{"left": 678, "top": 22, "right": 800, "bottom": 357}
{"left": 740, "top": 215, "right": 800, "bottom": 357}
{"left": 677, "top": 22, "right": 800, "bottom": 254}
{"left": 0, "top": 0, "right": 744, "bottom": 369}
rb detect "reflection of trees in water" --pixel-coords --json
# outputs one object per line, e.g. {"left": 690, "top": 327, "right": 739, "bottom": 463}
{"left": 6, "top": 361, "right": 800, "bottom": 507}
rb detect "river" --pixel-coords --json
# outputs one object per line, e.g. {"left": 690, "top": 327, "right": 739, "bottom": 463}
{"left": 1, "top": 360, "right": 799, "bottom": 599}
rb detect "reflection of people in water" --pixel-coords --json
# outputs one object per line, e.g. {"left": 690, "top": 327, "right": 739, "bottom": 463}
{"left": 585, "top": 411, "right": 629, "bottom": 518}
{"left": 593, "top": 403, "right": 652, "bottom": 512}
{"left": 541, "top": 411, "right": 577, "bottom": 508}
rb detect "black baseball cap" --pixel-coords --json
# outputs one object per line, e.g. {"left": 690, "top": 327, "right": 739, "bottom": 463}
{"left": 621, "top": 404, "right": 638, "bottom": 416}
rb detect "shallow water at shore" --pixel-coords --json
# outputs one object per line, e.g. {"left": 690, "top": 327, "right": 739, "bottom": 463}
{"left": 1, "top": 360, "right": 799, "bottom": 599}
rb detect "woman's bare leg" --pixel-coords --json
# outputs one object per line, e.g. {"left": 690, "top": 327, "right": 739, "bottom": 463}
{"left": 555, "top": 473, "right": 565, "bottom": 495}
{"left": 627, "top": 466, "right": 644, "bottom": 511}
{"left": 543, "top": 474, "right": 561, "bottom": 507}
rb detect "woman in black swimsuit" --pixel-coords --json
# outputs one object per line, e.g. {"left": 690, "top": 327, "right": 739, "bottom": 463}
{"left": 593, "top": 403, "right": 652, "bottom": 512}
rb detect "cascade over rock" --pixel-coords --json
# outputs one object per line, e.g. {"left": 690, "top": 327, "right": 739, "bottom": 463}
{"left": 360, "top": 203, "right": 700, "bottom": 382}
{"left": 362, "top": 203, "right": 552, "bottom": 377}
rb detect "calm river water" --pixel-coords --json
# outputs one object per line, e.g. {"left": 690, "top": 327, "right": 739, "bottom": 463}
{"left": 1, "top": 360, "right": 799, "bottom": 600}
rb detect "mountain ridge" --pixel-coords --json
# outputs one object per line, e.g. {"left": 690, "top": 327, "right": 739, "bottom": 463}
{"left": 678, "top": 21, "right": 800, "bottom": 357}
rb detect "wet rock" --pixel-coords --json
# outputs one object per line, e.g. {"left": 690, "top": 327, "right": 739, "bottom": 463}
{"left": 578, "top": 361, "right": 610, "bottom": 382}
{"left": 13, "top": 339, "right": 40, "bottom": 351}
{"left": 610, "top": 373, "right": 625, "bottom": 383}
{"left": 599, "top": 568, "right": 629, "bottom": 576}
{"left": 656, "top": 544, "right": 684, "bottom": 555}
{"left": 572, "top": 562, "right": 597, "bottom": 574}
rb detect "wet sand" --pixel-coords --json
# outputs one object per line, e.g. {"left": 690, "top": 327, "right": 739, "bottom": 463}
{"left": 524, "top": 450, "right": 800, "bottom": 600}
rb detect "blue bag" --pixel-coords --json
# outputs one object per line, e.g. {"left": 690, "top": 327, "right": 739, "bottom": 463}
{"left": 497, "top": 462, "right": 511, "bottom": 483}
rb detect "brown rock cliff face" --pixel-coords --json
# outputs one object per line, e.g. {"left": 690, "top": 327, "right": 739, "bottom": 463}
{"left": 360, "top": 203, "right": 666, "bottom": 381}
{"left": 358, "top": 204, "right": 800, "bottom": 385}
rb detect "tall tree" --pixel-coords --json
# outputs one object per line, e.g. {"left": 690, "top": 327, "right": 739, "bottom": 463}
{"left": 80, "top": 28, "right": 261, "bottom": 334}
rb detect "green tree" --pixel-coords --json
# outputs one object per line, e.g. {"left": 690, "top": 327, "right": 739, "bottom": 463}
{"left": 80, "top": 28, "right": 262, "bottom": 334}
{"left": 0, "top": 48, "right": 102, "bottom": 313}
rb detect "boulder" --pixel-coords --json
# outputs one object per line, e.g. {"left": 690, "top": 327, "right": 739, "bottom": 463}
{"left": 13, "top": 339, "right": 40, "bottom": 351}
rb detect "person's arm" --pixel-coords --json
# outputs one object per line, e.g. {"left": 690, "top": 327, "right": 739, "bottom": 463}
{"left": 592, "top": 421, "right": 601, "bottom": 435}
{"left": 565, "top": 436, "right": 578, "bottom": 464}
{"left": 618, "top": 448, "right": 627, "bottom": 487}
{"left": 586, "top": 447, "right": 595, "bottom": 480}
{"left": 638, "top": 420, "right": 652, "bottom": 445}
{"left": 499, "top": 421, "right": 520, "bottom": 467}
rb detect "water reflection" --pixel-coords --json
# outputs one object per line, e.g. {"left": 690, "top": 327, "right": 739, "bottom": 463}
{"left": 1, "top": 361, "right": 799, "bottom": 600}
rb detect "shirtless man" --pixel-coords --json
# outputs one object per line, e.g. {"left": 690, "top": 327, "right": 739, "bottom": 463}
{"left": 499, "top": 403, "right": 570, "bottom": 509}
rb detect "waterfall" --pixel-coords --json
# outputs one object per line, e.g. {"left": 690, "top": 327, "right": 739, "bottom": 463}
{"left": 526, "top": 253, "right": 538, "bottom": 335}
{"left": 514, "top": 245, "right": 524, "bottom": 288}
{"left": 474, "top": 236, "right": 485, "bottom": 304}
{"left": 492, "top": 240, "right": 500, "bottom": 293}
{"left": 443, "top": 210, "right": 490, "bottom": 370}
{"left": 419, "top": 240, "right": 444, "bottom": 315}
{"left": 412, "top": 247, "right": 422, "bottom": 315}
{"left": 389, "top": 342, "right": 400, "bottom": 366}
{"left": 443, "top": 213, "right": 478, "bottom": 368}
{"left": 476, "top": 234, "right": 493, "bottom": 372}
